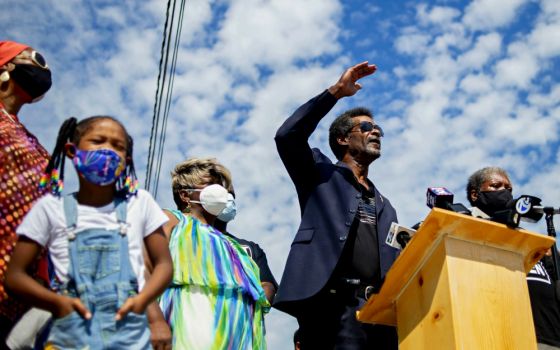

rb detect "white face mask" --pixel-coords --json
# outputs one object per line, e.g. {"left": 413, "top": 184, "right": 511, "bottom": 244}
{"left": 217, "top": 193, "right": 237, "bottom": 222}
{"left": 187, "top": 184, "right": 229, "bottom": 216}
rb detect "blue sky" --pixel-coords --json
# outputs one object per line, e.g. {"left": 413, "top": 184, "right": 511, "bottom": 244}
{"left": 2, "top": 0, "right": 560, "bottom": 348}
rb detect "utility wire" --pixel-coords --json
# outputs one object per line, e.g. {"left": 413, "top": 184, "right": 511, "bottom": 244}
{"left": 153, "top": 0, "right": 186, "bottom": 198}
{"left": 149, "top": 0, "right": 177, "bottom": 198}
{"left": 146, "top": 0, "right": 187, "bottom": 199}
{"left": 146, "top": 0, "right": 173, "bottom": 192}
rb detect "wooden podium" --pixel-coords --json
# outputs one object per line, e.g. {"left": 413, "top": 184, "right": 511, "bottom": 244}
{"left": 357, "top": 208, "right": 555, "bottom": 349}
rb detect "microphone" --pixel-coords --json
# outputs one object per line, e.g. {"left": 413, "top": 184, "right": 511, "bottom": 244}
{"left": 531, "top": 207, "right": 560, "bottom": 215}
{"left": 484, "top": 195, "right": 544, "bottom": 227}
{"left": 386, "top": 222, "right": 416, "bottom": 250}
{"left": 426, "top": 187, "right": 453, "bottom": 209}
{"left": 470, "top": 207, "right": 490, "bottom": 219}
{"left": 490, "top": 209, "right": 520, "bottom": 227}
{"left": 514, "top": 195, "right": 552, "bottom": 222}
{"left": 426, "top": 187, "right": 472, "bottom": 215}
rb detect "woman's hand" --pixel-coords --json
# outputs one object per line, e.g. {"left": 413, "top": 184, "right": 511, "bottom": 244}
{"left": 146, "top": 301, "right": 172, "bottom": 350}
{"left": 149, "top": 318, "right": 172, "bottom": 350}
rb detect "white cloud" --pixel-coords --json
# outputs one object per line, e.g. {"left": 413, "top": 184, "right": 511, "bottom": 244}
{"left": 217, "top": 0, "right": 341, "bottom": 76}
{"left": 458, "top": 32, "right": 502, "bottom": 69}
{"left": 417, "top": 4, "right": 462, "bottom": 27}
{"left": 528, "top": 0, "right": 560, "bottom": 59}
{"left": 380, "top": 0, "right": 560, "bottom": 232}
{"left": 528, "top": 84, "right": 560, "bottom": 109}
{"left": 495, "top": 44, "right": 540, "bottom": 88}
{"left": 395, "top": 29, "right": 431, "bottom": 55}
{"left": 463, "top": 0, "right": 528, "bottom": 31}
{"left": 459, "top": 73, "right": 493, "bottom": 94}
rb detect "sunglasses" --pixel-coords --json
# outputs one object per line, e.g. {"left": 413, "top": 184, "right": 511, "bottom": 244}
{"left": 17, "top": 50, "right": 48, "bottom": 69}
{"left": 31, "top": 51, "right": 48, "bottom": 69}
{"left": 348, "top": 121, "right": 384, "bottom": 137}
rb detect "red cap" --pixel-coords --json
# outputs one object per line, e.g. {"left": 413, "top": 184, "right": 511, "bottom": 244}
{"left": 0, "top": 41, "right": 29, "bottom": 66}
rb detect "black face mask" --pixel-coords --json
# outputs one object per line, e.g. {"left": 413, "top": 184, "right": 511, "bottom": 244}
{"left": 474, "top": 189, "right": 514, "bottom": 217}
{"left": 10, "top": 64, "right": 52, "bottom": 101}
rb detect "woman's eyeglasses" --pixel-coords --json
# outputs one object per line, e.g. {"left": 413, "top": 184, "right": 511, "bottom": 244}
{"left": 348, "top": 121, "right": 384, "bottom": 137}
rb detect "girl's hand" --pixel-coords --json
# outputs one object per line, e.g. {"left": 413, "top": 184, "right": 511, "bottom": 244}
{"left": 115, "top": 295, "right": 147, "bottom": 321}
{"left": 54, "top": 295, "right": 91, "bottom": 320}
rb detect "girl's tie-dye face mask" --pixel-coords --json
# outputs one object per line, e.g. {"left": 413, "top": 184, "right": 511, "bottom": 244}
{"left": 72, "top": 148, "right": 125, "bottom": 186}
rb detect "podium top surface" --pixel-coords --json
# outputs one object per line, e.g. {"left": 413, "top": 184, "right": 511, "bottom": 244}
{"left": 356, "top": 208, "right": 555, "bottom": 326}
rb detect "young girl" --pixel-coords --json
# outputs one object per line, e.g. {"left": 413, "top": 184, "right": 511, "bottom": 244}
{"left": 6, "top": 116, "right": 173, "bottom": 349}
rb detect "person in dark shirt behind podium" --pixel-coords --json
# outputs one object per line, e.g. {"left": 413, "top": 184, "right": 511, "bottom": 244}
{"left": 466, "top": 166, "right": 560, "bottom": 349}
{"left": 273, "top": 62, "right": 399, "bottom": 349}
{"left": 213, "top": 186, "right": 278, "bottom": 304}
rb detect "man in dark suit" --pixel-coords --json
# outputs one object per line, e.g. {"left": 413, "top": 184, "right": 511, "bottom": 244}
{"left": 273, "top": 62, "right": 399, "bottom": 349}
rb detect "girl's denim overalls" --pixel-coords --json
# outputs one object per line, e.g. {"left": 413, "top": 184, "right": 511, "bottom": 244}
{"left": 45, "top": 194, "right": 151, "bottom": 350}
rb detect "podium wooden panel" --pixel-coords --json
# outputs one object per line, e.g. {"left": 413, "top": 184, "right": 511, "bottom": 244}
{"left": 356, "top": 208, "right": 555, "bottom": 350}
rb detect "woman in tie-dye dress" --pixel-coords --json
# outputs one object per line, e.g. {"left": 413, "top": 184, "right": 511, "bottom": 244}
{"left": 158, "top": 158, "right": 269, "bottom": 350}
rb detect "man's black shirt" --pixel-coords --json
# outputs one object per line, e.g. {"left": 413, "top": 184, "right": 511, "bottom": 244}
{"left": 336, "top": 185, "right": 381, "bottom": 286}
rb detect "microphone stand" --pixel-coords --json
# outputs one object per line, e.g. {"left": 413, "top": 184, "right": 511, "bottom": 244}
{"left": 543, "top": 208, "right": 560, "bottom": 302}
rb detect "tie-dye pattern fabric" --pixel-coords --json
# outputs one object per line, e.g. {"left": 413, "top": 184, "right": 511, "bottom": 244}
{"left": 0, "top": 105, "right": 49, "bottom": 321}
{"left": 159, "top": 210, "right": 269, "bottom": 350}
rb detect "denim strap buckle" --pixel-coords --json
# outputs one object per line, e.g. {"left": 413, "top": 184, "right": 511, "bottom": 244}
{"left": 119, "top": 223, "right": 128, "bottom": 236}
{"left": 67, "top": 225, "right": 77, "bottom": 241}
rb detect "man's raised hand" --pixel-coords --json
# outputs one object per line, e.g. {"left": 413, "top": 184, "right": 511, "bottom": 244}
{"left": 328, "top": 61, "right": 377, "bottom": 99}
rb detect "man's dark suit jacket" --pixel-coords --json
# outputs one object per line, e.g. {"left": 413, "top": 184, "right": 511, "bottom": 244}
{"left": 273, "top": 90, "right": 399, "bottom": 317}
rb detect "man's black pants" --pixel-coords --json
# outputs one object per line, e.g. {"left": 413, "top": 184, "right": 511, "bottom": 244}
{"left": 296, "top": 288, "right": 397, "bottom": 350}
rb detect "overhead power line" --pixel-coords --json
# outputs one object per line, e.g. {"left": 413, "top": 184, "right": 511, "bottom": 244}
{"left": 146, "top": 0, "right": 187, "bottom": 198}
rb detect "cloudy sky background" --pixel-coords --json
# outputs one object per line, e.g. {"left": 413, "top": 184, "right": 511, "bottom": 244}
{"left": 3, "top": 0, "right": 560, "bottom": 348}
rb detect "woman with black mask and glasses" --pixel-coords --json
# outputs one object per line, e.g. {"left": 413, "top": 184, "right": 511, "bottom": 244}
{"left": 0, "top": 40, "right": 52, "bottom": 349}
{"left": 467, "top": 167, "right": 560, "bottom": 349}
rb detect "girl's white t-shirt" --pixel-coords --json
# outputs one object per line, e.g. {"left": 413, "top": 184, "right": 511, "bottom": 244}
{"left": 16, "top": 189, "right": 168, "bottom": 290}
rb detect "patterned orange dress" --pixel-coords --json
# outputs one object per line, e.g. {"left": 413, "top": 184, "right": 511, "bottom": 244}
{"left": 0, "top": 102, "right": 49, "bottom": 323}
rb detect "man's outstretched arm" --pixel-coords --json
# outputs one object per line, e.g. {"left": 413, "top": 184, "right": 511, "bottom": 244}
{"left": 274, "top": 62, "right": 377, "bottom": 193}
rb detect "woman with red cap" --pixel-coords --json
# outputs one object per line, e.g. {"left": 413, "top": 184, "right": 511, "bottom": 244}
{"left": 0, "top": 40, "right": 52, "bottom": 348}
